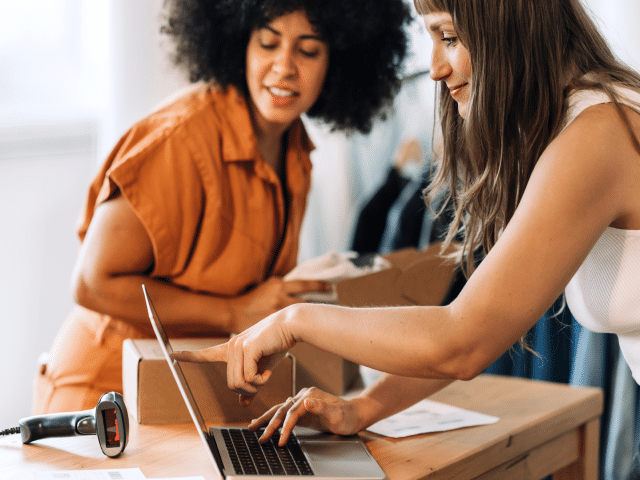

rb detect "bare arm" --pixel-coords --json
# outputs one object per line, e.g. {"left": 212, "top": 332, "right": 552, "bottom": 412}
{"left": 175, "top": 103, "right": 640, "bottom": 390}
{"left": 248, "top": 375, "right": 454, "bottom": 445}
{"left": 72, "top": 194, "right": 329, "bottom": 335}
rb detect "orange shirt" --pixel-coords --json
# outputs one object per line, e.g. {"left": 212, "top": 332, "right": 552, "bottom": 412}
{"left": 33, "top": 84, "right": 315, "bottom": 415}
{"left": 79, "top": 84, "right": 314, "bottom": 296}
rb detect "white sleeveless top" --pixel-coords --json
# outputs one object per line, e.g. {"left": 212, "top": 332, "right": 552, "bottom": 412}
{"left": 563, "top": 87, "right": 640, "bottom": 383}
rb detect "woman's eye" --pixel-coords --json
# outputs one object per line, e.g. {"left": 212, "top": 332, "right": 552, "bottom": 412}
{"left": 300, "top": 48, "right": 319, "bottom": 58}
{"left": 260, "top": 42, "right": 277, "bottom": 50}
{"left": 442, "top": 35, "right": 458, "bottom": 47}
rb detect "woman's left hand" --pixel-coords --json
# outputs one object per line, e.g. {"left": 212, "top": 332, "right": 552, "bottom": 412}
{"left": 248, "top": 387, "right": 360, "bottom": 446}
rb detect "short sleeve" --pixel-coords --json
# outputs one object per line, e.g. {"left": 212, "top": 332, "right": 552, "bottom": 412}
{"left": 86, "top": 120, "right": 213, "bottom": 278}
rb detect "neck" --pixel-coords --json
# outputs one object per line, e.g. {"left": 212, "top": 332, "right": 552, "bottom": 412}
{"left": 249, "top": 104, "right": 293, "bottom": 173}
{"left": 257, "top": 132, "right": 286, "bottom": 173}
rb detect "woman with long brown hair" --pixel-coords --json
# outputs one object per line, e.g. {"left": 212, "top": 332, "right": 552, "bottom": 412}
{"left": 176, "top": 0, "right": 640, "bottom": 476}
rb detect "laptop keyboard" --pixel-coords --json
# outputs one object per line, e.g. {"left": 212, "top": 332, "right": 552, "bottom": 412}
{"left": 221, "top": 428, "right": 314, "bottom": 476}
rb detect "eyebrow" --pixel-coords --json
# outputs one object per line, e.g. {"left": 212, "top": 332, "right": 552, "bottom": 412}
{"left": 428, "top": 20, "right": 455, "bottom": 32}
{"left": 263, "top": 24, "right": 324, "bottom": 41}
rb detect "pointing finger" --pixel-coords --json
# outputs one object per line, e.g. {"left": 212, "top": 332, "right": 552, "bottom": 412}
{"left": 172, "top": 344, "right": 228, "bottom": 363}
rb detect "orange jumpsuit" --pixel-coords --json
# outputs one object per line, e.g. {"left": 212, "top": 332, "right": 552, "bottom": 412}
{"left": 33, "top": 84, "right": 313, "bottom": 413}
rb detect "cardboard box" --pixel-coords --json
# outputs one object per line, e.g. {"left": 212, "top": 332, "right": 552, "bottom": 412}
{"left": 287, "top": 242, "right": 458, "bottom": 396}
{"left": 336, "top": 242, "right": 459, "bottom": 308}
{"left": 122, "top": 244, "right": 457, "bottom": 424}
{"left": 122, "top": 337, "right": 294, "bottom": 425}
{"left": 288, "top": 343, "right": 361, "bottom": 396}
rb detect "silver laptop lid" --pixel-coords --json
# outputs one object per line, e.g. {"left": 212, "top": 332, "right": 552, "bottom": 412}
{"left": 142, "top": 284, "right": 227, "bottom": 478}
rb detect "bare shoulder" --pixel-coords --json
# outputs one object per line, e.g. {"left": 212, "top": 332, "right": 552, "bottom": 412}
{"left": 549, "top": 101, "right": 640, "bottom": 229}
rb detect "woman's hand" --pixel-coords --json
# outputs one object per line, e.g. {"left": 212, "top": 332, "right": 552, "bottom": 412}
{"left": 248, "top": 387, "right": 361, "bottom": 446}
{"left": 231, "top": 277, "right": 330, "bottom": 333}
{"left": 172, "top": 304, "right": 302, "bottom": 401}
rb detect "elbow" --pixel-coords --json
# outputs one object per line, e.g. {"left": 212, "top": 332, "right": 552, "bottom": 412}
{"left": 70, "top": 265, "right": 103, "bottom": 311}
{"left": 449, "top": 361, "right": 485, "bottom": 382}
{"left": 427, "top": 302, "right": 499, "bottom": 381}
{"left": 72, "top": 276, "right": 91, "bottom": 309}
{"left": 429, "top": 340, "right": 490, "bottom": 382}
{"left": 438, "top": 358, "right": 486, "bottom": 382}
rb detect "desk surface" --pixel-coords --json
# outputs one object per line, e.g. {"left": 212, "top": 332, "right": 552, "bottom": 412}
{"left": 2, "top": 374, "right": 603, "bottom": 480}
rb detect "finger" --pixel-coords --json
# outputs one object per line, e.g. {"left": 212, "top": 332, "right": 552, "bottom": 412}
{"left": 284, "top": 280, "right": 332, "bottom": 295}
{"left": 247, "top": 368, "right": 272, "bottom": 387}
{"left": 229, "top": 339, "right": 260, "bottom": 396}
{"left": 172, "top": 345, "right": 228, "bottom": 363}
{"left": 242, "top": 342, "right": 259, "bottom": 385}
{"left": 259, "top": 399, "right": 295, "bottom": 443}
{"left": 226, "top": 338, "right": 238, "bottom": 392}
{"left": 248, "top": 403, "right": 282, "bottom": 431}
{"left": 278, "top": 396, "right": 312, "bottom": 446}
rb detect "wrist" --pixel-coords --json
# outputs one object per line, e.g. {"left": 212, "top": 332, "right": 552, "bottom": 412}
{"left": 219, "top": 294, "right": 244, "bottom": 334}
{"left": 348, "top": 394, "right": 381, "bottom": 432}
{"left": 281, "top": 302, "right": 305, "bottom": 344}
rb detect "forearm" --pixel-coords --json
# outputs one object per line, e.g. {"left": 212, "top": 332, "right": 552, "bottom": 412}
{"left": 285, "top": 302, "right": 506, "bottom": 381}
{"left": 350, "top": 374, "right": 455, "bottom": 431}
{"left": 74, "top": 274, "right": 239, "bottom": 336}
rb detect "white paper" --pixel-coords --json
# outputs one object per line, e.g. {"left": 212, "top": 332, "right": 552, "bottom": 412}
{"left": 148, "top": 477, "right": 206, "bottom": 480}
{"left": 148, "top": 478, "right": 205, "bottom": 480}
{"left": 367, "top": 399, "right": 499, "bottom": 438}
{"left": 33, "top": 467, "right": 146, "bottom": 480}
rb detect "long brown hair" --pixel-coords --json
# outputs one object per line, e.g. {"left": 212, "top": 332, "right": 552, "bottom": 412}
{"left": 415, "top": 0, "right": 640, "bottom": 275}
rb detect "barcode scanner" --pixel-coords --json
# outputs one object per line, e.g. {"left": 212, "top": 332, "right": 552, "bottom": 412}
{"left": 1, "top": 392, "right": 129, "bottom": 458}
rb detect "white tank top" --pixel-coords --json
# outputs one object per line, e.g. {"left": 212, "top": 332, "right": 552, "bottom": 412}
{"left": 563, "top": 87, "right": 640, "bottom": 383}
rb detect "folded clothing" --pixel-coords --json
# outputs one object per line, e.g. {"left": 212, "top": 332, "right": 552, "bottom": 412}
{"left": 285, "top": 252, "right": 392, "bottom": 303}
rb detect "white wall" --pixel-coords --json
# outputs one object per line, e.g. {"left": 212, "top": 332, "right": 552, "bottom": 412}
{"left": 0, "top": 130, "right": 96, "bottom": 429}
{"left": 584, "top": 0, "right": 640, "bottom": 71}
{"left": 0, "top": 0, "right": 187, "bottom": 431}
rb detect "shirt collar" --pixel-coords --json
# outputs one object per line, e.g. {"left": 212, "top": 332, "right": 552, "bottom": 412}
{"left": 218, "top": 86, "right": 314, "bottom": 165}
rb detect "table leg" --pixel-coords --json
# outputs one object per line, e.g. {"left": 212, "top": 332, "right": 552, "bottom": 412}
{"left": 553, "top": 418, "right": 600, "bottom": 480}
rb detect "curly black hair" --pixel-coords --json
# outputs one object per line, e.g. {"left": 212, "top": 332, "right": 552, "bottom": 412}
{"left": 161, "top": 0, "right": 412, "bottom": 134}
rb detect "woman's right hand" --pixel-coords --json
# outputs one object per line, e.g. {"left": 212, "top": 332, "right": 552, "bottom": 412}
{"left": 248, "top": 387, "right": 361, "bottom": 446}
{"left": 172, "top": 303, "right": 303, "bottom": 400}
{"left": 231, "top": 277, "right": 331, "bottom": 333}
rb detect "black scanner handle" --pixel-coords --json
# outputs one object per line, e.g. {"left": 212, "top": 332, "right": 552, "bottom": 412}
{"left": 19, "top": 409, "right": 96, "bottom": 444}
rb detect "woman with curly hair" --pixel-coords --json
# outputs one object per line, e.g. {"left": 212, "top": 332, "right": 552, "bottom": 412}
{"left": 33, "top": 0, "right": 411, "bottom": 414}
{"left": 176, "top": 0, "right": 640, "bottom": 473}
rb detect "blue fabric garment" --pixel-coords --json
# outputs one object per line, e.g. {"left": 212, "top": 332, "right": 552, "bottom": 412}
{"left": 379, "top": 176, "right": 427, "bottom": 253}
{"left": 369, "top": 172, "right": 640, "bottom": 480}
{"left": 483, "top": 297, "right": 574, "bottom": 384}
{"left": 628, "top": 441, "right": 640, "bottom": 480}
{"left": 483, "top": 300, "right": 640, "bottom": 480}
{"left": 570, "top": 323, "right": 640, "bottom": 480}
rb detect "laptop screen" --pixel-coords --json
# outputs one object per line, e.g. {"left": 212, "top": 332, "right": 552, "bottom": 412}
{"left": 142, "top": 284, "right": 211, "bottom": 436}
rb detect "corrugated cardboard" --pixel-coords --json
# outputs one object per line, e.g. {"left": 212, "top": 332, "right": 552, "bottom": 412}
{"left": 336, "top": 242, "right": 459, "bottom": 308}
{"left": 288, "top": 342, "right": 361, "bottom": 395}
{"left": 288, "top": 242, "right": 458, "bottom": 396}
{"left": 122, "top": 337, "right": 294, "bottom": 425}
{"left": 123, "top": 243, "right": 457, "bottom": 424}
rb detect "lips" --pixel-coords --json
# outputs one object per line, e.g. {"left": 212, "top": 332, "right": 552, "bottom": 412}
{"left": 449, "top": 83, "right": 467, "bottom": 98}
{"left": 267, "top": 86, "right": 298, "bottom": 98}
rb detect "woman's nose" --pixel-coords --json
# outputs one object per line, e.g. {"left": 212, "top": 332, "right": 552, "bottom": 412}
{"left": 430, "top": 48, "right": 450, "bottom": 81}
{"left": 272, "top": 47, "right": 296, "bottom": 77}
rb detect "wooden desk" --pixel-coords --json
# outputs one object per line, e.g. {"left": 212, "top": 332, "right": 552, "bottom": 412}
{"left": 1, "top": 374, "right": 603, "bottom": 480}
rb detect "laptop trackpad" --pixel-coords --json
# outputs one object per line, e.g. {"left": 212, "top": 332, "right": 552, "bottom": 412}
{"left": 301, "top": 441, "right": 385, "bottom": 478}
{"left": 303, "top": 441, "right": 372, "bottom": 462}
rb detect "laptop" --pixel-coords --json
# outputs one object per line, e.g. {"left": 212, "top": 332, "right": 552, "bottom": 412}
{"left": 142, "top": 284, "right": 387, "bottom": 479}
